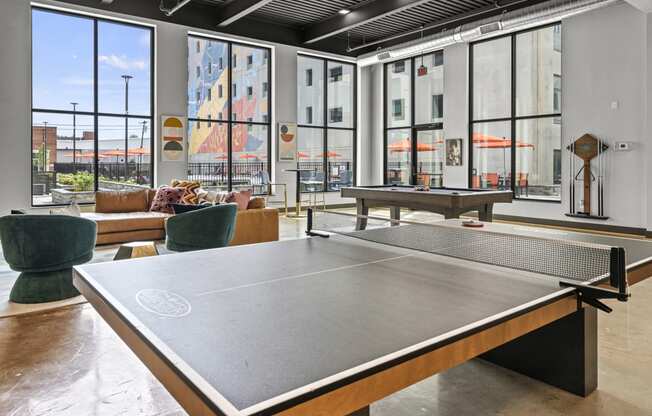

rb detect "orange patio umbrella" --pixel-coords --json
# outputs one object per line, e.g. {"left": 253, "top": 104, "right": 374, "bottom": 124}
{"left": 100, "top": 149, "right": 126, "bottom": 156}
{"left": 100, "top": 149, "right": 127, "bottom": 163}
{"left": 63, "top": 151, "right": 96, "bottom": 158}
{"left": 319, "top": 151, "right": 341, "bottom": 158}
{"left": 388, "top": 138, "right": 439, "bottom": 153}
{"left": 128, "top": 147, "right": 150, "bottom": 156}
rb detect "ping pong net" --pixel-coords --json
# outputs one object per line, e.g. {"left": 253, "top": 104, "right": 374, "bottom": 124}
{"left": 306, "top": 209, "right": 629, "bottom": 310}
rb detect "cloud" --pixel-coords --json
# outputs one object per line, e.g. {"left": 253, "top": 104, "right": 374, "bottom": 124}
{"left": 99, "top": 54, "right": 147, "bottom": 71}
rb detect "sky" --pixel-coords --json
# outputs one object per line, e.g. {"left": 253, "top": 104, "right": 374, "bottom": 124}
{"left": 32, "top": 9, "right": 152, "bottom": 142}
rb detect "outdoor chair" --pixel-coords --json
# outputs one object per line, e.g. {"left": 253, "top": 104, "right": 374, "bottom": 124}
{"left": 254, "top": 171, "right": 288, "bottom": 216}
{"left": 300, "top": 170, "right": 326, "bottom": 210}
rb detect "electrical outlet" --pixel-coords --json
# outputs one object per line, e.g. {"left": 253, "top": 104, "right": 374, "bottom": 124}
{"left": 615, "top": 142, "right": 631, "bottom": 151}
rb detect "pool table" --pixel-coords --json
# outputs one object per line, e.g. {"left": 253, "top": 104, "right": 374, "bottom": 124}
{"left": 341, "top": 185, "right": 513, "bottom": 230}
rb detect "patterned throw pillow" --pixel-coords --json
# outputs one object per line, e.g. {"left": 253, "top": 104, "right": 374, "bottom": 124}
{"left": 170, "top": 180, "right": 201, "bottom": 205}
{"left": 149, "top": 186, "right": 185, "bottom": 214}
{"left": 247, "top": 197, "right": 266, "bottom": 210}
{"left": 225, "top": 189, "right": 252, "bottom": 210}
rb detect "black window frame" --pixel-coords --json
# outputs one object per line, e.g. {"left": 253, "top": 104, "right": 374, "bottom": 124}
{"left": 306, "top": 106, "right": 313, "bottom": 124}
{"left": 187, "top": 34, "right": 272, "bottom": 193}
{"left": 306, "top": 68, "right": 313, "bottom": 86}
{"left": 383, "top": 52, "right": 444, "bottom": 185}
{"left": 329, "top": 65, "right": 343, "bottom": 82}
{"left": 468, "top": 22, "right": 562, "bottom": 202}
{"left": 297, "top": 54, "right": 357, "bottom": 192}
{"left": 30, "top": 6, "right": 155, "bottom": 207}
{"left": 328, "top": 107, "right": 343, "bottom": 123}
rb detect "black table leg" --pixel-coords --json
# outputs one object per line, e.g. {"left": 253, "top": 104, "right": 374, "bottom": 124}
{"left": 481, "top": 307, "right": 597, "bottom": 397}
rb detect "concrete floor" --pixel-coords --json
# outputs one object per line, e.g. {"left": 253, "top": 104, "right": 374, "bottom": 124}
{"left": 1, "top": 210, "right": 651, "bottom": 415}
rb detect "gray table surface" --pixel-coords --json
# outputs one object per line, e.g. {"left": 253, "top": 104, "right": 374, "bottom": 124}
{"left": 75, "top": 234, "right": 573, "bottom": 411}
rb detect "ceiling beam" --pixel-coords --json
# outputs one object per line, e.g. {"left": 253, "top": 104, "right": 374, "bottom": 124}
{"left": 216, "top": 0, "right": 275, "bottom": 27}
{"left": 303, "top": 0, "right": 433, "bottom": 44}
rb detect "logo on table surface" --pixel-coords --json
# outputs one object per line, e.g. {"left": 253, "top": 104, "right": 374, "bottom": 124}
{"left": 136, "top": 289, "right": 191, "bottom": 318}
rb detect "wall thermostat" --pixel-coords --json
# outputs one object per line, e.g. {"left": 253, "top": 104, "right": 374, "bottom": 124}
{"left": 615, "top": 142, "right": 631, "bottom": 151}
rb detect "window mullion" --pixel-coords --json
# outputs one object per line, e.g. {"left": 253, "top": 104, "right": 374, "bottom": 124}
{"left": 93, "top": 18, "right": 99, "bottom": 194}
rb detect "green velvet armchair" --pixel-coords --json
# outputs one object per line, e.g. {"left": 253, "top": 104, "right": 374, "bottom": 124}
{"left": 0, "top": 214, "right": 97, "bottom": 303}
{"left": 165, "top": 204, "right": 238, "bottom": 252}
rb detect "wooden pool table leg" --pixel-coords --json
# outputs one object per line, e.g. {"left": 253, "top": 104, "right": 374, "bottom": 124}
{"left": 478, "top": 203, "right": 494, "bottom": 222}
{"left": 356, "top": 199, "right": 369, "bottom": 230}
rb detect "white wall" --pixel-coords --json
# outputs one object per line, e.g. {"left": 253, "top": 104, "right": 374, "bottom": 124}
{"left": 1, "top": 0, "right": 651, "bottom": 228}
{"left": 0, "top": 0, "right": 32, "bottom": 215}
{"left": 442, "top": 42, "right": 469, "bottom": 188}
{"left": 0, "top": 0, "right": 356, "bottom": 214}
{"left": 361, "top": 1, "right": 651, "bottom": 230}
{"left": 495, "top": 2, "right": 647, "bottom": 228}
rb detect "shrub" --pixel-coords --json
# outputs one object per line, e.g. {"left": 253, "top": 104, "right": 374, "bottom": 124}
{"left": 72, "top": 171, "right": 94, "bottom": 192}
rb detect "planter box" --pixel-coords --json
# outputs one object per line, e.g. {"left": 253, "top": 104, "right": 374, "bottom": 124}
{"left": 51, "top": 188, "right": 96, "bottom": 204}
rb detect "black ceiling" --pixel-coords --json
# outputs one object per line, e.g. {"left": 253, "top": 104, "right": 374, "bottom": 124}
{"left": 54, "top": 0, "right": 547, "bottom": 56}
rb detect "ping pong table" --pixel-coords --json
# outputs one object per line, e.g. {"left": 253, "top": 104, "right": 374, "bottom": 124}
{"left": 72, "top": 211, "right": 652, "bottom": 416}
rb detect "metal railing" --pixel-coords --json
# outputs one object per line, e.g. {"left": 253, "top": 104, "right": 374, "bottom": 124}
{"left": 188, "top": 162, "right": 269, "bottom": 191}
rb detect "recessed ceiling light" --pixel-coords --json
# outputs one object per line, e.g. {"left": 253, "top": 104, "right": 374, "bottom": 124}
{"left": 338, "top": 9, "right": 351, "bottom": 15}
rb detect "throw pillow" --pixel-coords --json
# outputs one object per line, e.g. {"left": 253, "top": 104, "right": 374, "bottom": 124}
{"left": 171, "top": 203, "right": 210, "bottom": 214}
{"left": 195, "top": 187, "right": 210, "bottom": 204}
{"left": 150, "top": 186, "right": 185, "bottom": 214}
{"left": 247, "top": 197, "right": 266, "bottom": 210}
{"left": 170, "top": 180, "right": 201, "bottom": 205}
{"left": 225, "top": 189, "right": 252, "bottom": 210}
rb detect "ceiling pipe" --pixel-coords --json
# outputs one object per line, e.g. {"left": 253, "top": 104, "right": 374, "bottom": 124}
{"left": 356, "top": 0, "right": 617, "bottom": 67}
{"left": 160, "top": 0, "right": 193, "bottom": 16}
{"left": 347, "top": 0, "right": 528, "bottom": 52}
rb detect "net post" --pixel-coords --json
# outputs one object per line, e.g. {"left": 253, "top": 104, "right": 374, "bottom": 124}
{"left": 306, "top": 208, "right": 313, "bottom": 233}
{"left": 609, "top": 247, "right": 628, "bottom": 300}
{"left": 305, "top": 208, "right": 329, "bottom": 238}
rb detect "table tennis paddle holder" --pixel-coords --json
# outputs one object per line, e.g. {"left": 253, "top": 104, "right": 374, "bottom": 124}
{"left": 566, "top": 133, "right": 609, "bottom": 220}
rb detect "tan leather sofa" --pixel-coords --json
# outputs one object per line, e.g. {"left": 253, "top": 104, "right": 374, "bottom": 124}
{"left": 81, "top": 189, "right": 279, "bottom": 246}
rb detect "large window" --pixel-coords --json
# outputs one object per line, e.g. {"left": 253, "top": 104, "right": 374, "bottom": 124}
{"left": 384, "top": 51, "right": 444, "bottom": 185}
{"left": 187, "top": 36, "right": 271, "bottom": 192}
{"left": 297, "top": 55, "right": 356, "bottom": 191}
{"left": 470, "top": 24, "right": 562, "bottom": 201}
{"left": 31, "top": 8, "right": 154, "bottom": 206}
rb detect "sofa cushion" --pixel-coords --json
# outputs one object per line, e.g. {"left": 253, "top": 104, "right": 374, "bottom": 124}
{"left": 247, "top": 197, "right": 266, "bottom": 210}
{"left": 146, "top": 189, "right": 158, "bottom": 210}
{"left": 150, "top": 186, "right": 185, "bottom": 214}
{"left": 96, "top": 190, "right": 149, "bottom": 213}
{"left": 82, "top": 211, "right": 171, "bottom": 234}
{"left": 229, "top": 208, "right": 279, "bottom": 246}
{"left": 170, "top": 180, "right": 201, "bottom": 205}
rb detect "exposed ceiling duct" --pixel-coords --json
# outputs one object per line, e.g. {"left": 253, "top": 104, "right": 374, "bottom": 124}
{"left": 356, "top": 0, "right": 617, "bottom": 67}
{"left": 160, "top": 0, "right": 193, "bottom": 17}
